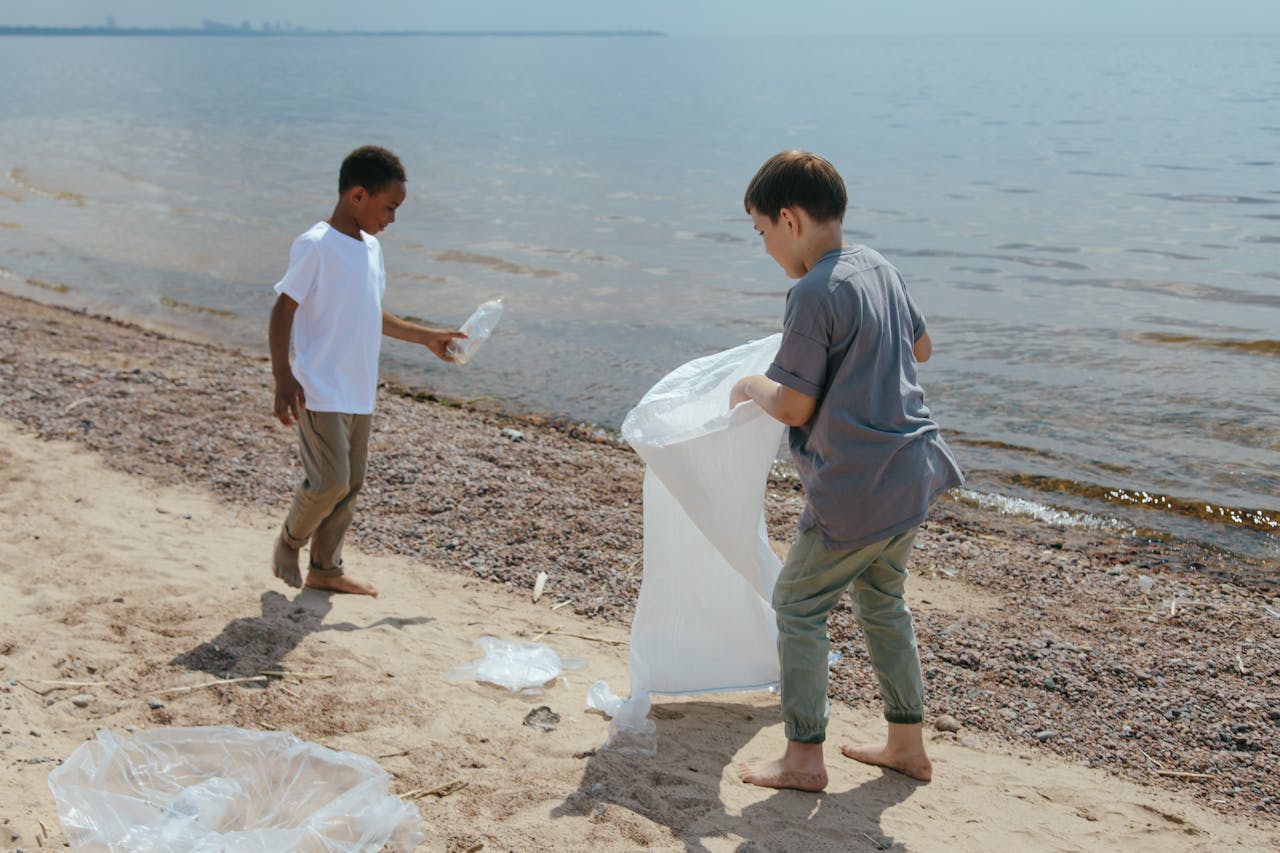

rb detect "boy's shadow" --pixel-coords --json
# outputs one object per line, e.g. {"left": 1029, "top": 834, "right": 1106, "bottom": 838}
{"left": 552, "top": 700, "right": 920, "bottom": 851}
{"left": 171, "top": 589, "right": 433, "bottom": 681}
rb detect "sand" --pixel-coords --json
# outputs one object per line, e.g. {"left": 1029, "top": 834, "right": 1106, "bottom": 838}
{"left": 0, "top": 424, "right": 1276, "bottom": 852}
{"left": 0, "top": 291, "right": 1277, "bottom": 851}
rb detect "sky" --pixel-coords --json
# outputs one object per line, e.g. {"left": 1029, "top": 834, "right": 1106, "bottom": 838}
{"left": 5, "top": 1, "right": 1280, "bottom": 36}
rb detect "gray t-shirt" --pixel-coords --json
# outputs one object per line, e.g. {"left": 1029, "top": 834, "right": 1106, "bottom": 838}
{"left": 765, "top": 245, "right": 963, "bottom": 550}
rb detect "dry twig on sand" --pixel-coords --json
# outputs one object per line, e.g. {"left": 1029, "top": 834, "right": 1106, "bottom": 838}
{"left": 147, "top": 675, "right": 268, "bottom": 695}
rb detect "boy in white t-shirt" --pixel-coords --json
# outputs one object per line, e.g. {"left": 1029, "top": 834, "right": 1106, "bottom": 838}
{"left": 267, "top": 145, "right": 464, "bottom": 597}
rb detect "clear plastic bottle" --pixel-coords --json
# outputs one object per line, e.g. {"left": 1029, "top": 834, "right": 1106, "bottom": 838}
{"left": 446, "top": 298, "right": 503, "bottom": 365}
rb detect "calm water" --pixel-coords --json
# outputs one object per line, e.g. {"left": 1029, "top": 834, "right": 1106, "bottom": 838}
{"left": 0, "top": 34, "right": 1276, "bottom": 563}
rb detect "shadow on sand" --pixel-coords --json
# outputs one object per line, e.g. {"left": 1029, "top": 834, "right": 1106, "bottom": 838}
{"left": 171, "top": 589, "right": 433, "bottom": 682}
{"left": 553, "top": 699, "right": 922, "bottom": 851}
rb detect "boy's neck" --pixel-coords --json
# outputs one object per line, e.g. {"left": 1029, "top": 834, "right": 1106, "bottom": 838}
{"left": 327, "top": 202, "right": 363, "bottom": 241}
{"left": 798, "top": 219, "right": 846, "bottom": 272}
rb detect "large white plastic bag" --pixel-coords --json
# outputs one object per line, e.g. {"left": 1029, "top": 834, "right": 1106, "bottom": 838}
{"left": 620, "top": 334, "right": 785, "bottom": 696}
{"left": 47, "top": 726, "right": 423, "bottom": 852}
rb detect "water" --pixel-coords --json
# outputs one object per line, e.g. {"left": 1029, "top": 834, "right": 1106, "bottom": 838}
{"left": 0, "top": 33, "right": 1276, "bottom": 563}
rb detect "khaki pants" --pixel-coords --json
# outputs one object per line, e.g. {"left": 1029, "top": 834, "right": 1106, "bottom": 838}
{"left": 773, "top": 526, "right": 924, "bottom": 744}
{"left": 280, "top": 410, "right": 372, "bottom": 577}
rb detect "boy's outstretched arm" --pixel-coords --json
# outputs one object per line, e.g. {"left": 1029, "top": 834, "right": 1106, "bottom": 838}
{"left": 269, "top": 294, "right": 305, "bottom": 426}
{"left": 382, "top": 310, "right": 467, "bottom": 362}
{"left": 730, "top": 375, "right": 817, "bottom": 427}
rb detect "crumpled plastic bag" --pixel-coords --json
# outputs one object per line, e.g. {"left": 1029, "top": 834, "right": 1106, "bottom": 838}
{"left": 47, "top": 726, "right": 423, "bottom": 853}
{"left": 586, "top": 681, "right": 657, "bottom": 757}
{"left": 443, "top": 636, "right": 586, "bottom": 694}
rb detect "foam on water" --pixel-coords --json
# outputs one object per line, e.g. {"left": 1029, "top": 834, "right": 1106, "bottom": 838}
{"left": 955, "top": 489, "right": 1128, "bottom": 532}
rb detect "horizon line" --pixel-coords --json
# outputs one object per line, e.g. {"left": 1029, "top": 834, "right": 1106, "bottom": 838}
{"left": 0, "top": 25, "right": 670, "bottom": 38}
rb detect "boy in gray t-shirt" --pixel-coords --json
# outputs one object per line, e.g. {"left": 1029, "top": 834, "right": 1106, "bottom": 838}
{"left": 731, "top": 150, "right": 963, "bottom": 792}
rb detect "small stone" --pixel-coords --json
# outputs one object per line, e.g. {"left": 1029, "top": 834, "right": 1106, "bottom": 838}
{"left": 1036, "top": 730, "right": 1056, "bottom": 742}
{"left": 500, "top": 428, "right": 525, "bottom": 442}
{"left": 934, "top": 714, "right": 962, "bottom": 733}
{"left": 523, "top": 705, "right": 560, "bottom": 732}
{"left": 147, "top": 699, "right": 165, "bottom": 710}
{"left": 70, "top": 693, "right": 92, "bottom": 708}
{"left": 1043, "top": 675, "right": 1057, "bottom": 691}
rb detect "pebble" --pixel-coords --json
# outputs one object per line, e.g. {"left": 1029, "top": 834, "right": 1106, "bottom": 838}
{"left": 1036, "top": 730, "right": 1057, "bottom": 743}
{"left": 147, "top": 700, "right": 165, "bottom": 710}
{"left": 522, "top": 705, "right": 560, "bottom": 732}
{"left": 934, "top": 714, "right": 962, "bottom": 733}
{"left": 500, "top": 428, "right": 525, "bottom": 442}
{"left": 69, "top": 694, "right": 92, "bottom": 708}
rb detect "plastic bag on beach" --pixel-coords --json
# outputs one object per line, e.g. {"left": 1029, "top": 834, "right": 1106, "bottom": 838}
{"left": 47, "top": 726, "right": 423, "bottom": 853}
{"left": 446, "top": 298, "right": 504, "bottom": 364}
{"left": 586, "top": 680, "right": 658, "bottom": 756}
{"left": 443, "top": 636, "right": 586, "bottom": 694}
{"left": 620, "top": 334, "right": 786, "bottom": 698}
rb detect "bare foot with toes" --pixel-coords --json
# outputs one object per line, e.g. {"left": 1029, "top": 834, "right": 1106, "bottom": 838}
{"left": 305, "top": 571, "right": 378, "bottom": 596}
{"left": 840, "top": 742, "right": 932, "bottom": 781}
{"left": 738, "top": 742, "right": 828, "bottom": 791}
{"left": 272, "top": 536, "right": 302, "bottom": 588}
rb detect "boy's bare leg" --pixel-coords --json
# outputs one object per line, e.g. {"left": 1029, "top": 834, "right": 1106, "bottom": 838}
{"left": 738, "top": 740, "right": 828, "bottom": 792}
{"left": 272, "top": 536, "right": 302, "bottom": 588}
{"left": 840, "top": 722, "right": 932, "bottom": 781}
{"left": 305, "top": 570, "right": 378, "bottom": 597}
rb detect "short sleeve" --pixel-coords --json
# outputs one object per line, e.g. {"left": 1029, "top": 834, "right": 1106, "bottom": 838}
{"left": 273, "top": 235, "right": 320, "bottom": 304}
{"left": 901, "top": 275, "right": 926, "bottom": 341}
{"left": 765, "top": 287, "right": 830, "bottom": 399}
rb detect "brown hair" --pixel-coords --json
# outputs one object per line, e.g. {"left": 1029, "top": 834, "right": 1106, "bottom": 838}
{"left": 744, "top": 150, "right": 846, "bottom": 223}
{"left": 339, "top": 145, "right": 406, "bottom": 194}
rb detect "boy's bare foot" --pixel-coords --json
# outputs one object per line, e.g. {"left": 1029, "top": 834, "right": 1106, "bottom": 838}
{"left": 738, "top": 741, "right": 828, "bottom": 791}
{"left": 272, "top": 536, "right": 302, "bottom": 588}
{"left": 840, "top": 723, "right": 932, "bottom": 781}
{"left": 839, "top": 743, "right": 932, "bottom": 781}
{"left": 305, "top": 571, "right": 378, "bottom": 597}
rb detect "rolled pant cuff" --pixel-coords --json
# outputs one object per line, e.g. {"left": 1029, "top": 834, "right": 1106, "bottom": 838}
{"left": 784, "top": 723, "right": 826, "bottom": 745}
{"left": 280, "top": 524, "right": 308, "bottom": 551}
{"left": 884, "top": 708, "right": 924, "bottom": 725}
{"left": 307, "top": 560, "right": 344, "bottom": 579}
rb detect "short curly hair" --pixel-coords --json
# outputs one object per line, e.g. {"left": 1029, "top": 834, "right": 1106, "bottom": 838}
{"left": 744, "top": 150, "right": 846, "bottom": 224}
{"left": 338, "top": 145, "right": 407, "bottom": 194}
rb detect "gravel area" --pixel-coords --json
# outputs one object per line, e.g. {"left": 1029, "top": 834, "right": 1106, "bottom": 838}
{"left": 1, "top": 291, "right": 1276, "bottom": 825}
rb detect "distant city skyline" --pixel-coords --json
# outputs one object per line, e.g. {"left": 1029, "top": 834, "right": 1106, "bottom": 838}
{"left": 5, "top": 1, "right": 1280, "bottom": 37}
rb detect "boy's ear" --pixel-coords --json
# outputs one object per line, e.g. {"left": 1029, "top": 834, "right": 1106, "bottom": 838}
{"left": 349, "top": 186, "right": 367, "bottom": 204}
{"left": 778, "top": 206, "right": 801, "bottom": 235}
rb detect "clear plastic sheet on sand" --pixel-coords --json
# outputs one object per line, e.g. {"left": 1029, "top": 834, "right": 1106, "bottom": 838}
{"left": 597, "top": 335, "right": 785, "bottom": 754}
{"left": 443, "top": 636, "right": 586, "bottom": 694}
{"left": 47, "top": 726, "right": 423, "bottom": 852}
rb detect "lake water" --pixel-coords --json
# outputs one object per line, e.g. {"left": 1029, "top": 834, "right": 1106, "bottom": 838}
{"left": 0, "top": 33, "right": 1276, "bottom": 563}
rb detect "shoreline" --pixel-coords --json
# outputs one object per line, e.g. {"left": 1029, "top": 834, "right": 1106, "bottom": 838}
{"left": 9, "top": 269, "right": 1274, "bottom": 566}
{"left": 1, "top": 289, "right": 1278, "bottom": 831}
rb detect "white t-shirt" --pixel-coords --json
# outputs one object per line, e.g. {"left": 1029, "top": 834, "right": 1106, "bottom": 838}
{"left": 273, "top": 221, "right": 385, "bottom": 414}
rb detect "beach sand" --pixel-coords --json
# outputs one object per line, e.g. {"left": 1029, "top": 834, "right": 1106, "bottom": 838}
{"left": 1, "top": 291, "right": 1277, "bottom": 851}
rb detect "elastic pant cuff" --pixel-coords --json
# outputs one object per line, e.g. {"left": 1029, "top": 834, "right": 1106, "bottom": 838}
{"left": 784, "top": 723, "right": 827, "bottom": 745}
{"left": 884, "top": 708, "right": 924, "bottom": 725}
